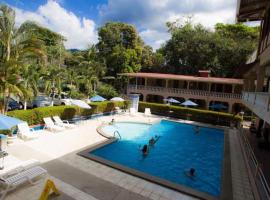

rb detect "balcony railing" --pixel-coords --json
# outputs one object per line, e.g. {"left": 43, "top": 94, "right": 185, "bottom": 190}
{"left": 242, "top": 92, "right": 270, "bottom": 124}
{"left": 128, "top": 85, "right": 242, "bottom": 99}
{"left": 243, "top": 92, "right": 270, "bottom": 111}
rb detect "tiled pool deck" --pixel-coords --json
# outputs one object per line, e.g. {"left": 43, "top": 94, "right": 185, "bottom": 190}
{"left": 3, "top": 113, "right": 258, "bottom": 200}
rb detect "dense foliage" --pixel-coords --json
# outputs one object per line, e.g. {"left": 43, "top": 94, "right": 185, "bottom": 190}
{"left": 139, "top": 102, "right": 242, "bottom": 126}
{"left": 150, "top": 21, "right": 259, "bottom": 77}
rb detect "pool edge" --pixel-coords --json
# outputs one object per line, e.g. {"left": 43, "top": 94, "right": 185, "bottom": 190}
{"left": 78, "top": 120, "right": 232, "bottom": 200}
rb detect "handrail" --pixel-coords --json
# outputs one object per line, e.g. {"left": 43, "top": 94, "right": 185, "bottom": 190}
{"left": 239, "top": 127, "right": 270, "bottom": 200}
{"left": 128, "top": 85, "right": 242, "bottom": 99}
{"left": 113, "top": 130, "right": 121, "bottom": 140}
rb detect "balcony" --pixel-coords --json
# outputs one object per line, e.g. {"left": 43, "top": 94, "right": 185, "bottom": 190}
{"left": 127, "top": 85, "right": 242, "bottom": 100}
{"left": 242, "top": 92, "right": 270, "bottom": 124}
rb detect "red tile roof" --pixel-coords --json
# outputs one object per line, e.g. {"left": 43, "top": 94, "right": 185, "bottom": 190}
{"left": 119, "top": 73, "right": 243, "bottom": 85}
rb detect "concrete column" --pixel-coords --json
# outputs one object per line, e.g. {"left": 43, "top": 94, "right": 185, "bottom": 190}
{"left": 165, "top": 79, "right": 168, "bottom": 88}
{"left": 206, "top": 101, "right": 210, "bottom": 110}
{"left": 144, "top": 78, "right": 147, "bottom": 86}
{"left": 228, "top": 103, "right": 233, "bottom": 113}
{"left": 256, "top": 66, "right": 265, "bottom": 92}
{"left": 187, "top": 81, "right": 190, "bottom": 90}
{"left": 208, "top": 83, "right": 212, "bottom": 92}
{"left": 232, "top": 85, "right": 235, "bottom": 93}
{"left": 142, "top": 94, "right": 146, "bottom": 101}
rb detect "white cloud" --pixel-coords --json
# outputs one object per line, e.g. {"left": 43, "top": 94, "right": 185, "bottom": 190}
{"left": 14, "top": 0, "right": 97, "bottom": 49}
{"left": 140, "top": 29, "right": 169, "bottom": 50}
{"left": 99, "top": 0, "right": 237, "bottom": 49}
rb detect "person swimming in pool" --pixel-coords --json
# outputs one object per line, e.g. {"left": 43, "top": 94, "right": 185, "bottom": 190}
{"left": 149, "top": 135, "right": 160, "bottom": 146}
{"left": 109, "top": 118, "right": 115, "bottom": 125}
{"left": 194, "top": 125, "right": 200, "bottom": 134}
{"left": 141, "top": 144, "right": 148, "bottom": 156}
{"left": 185, "top": 168, "right": 196, "bottom": 179}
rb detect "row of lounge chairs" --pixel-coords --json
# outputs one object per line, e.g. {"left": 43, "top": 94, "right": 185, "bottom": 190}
{"left": 129, "top": 107, "right": 151, "bottom": 116}
{"left": 17, "top": 116, "right": 76, "bottom": 140}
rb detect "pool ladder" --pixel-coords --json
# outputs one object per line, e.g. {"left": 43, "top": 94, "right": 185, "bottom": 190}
{"left": 113, "top": 130, "right": 121, "bottom": 140}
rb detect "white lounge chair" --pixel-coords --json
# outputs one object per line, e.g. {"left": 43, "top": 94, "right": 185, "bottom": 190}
{"left": 0, "top": 159, "right": 40, "bottom": 177}
{"left": 17, "top": 123, "right": 39, "bottom": 140}
{"left": 129, "top": 108, "right": 137, "bottom": 116}
{"left": 0, "top": 166, "right": 47, "bottom": 200}
{"left": 53, "top": 116, "right": 76, "bottom": 129}
{"left": 144, "top": 108, "right": 151, "bottom": 116}
{"left": 43, "top": 117, "right": 65, "bottom": 132}
{"left": 115, "top": 107, "right": 121, "bottom": 114}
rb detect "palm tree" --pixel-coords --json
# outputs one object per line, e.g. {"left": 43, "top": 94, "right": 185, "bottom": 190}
{"left": 0, "top": 5, "right": 46, "bottom": 113}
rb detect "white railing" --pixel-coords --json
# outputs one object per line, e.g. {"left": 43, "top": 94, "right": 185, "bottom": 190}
{"left": 243, "top": 92, "right": 270, "bottom": 112}
{"left": 128, "top": 85, "right": 242, "bottom": 99}
{"left": 239, "top": 127, "right": 270, "bottom": 200}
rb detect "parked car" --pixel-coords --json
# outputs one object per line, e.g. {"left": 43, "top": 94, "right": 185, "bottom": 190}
{"left": 30, "top": 95, "right": 52, "bottom": 108}
{"left": 49, "top": 93, "right": 72, "bottom": 106}
{"left": 7, "top": 97, "right": 22, "bottom": 111}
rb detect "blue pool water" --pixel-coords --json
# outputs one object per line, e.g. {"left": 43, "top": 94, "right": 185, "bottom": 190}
{"left": 91, "top": 120, "right": 224, "bottom": 197}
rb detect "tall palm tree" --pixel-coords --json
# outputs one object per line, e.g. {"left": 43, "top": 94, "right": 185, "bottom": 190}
{"left": 0, "top": 5, "right": 46, "bottom": 113}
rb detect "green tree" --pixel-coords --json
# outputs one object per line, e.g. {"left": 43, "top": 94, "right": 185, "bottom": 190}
{"left": 96, "top": 83, "right": 118, "bottom": 99}
{"left": 159, "top": 20, "right": 259, "bottom": 77}
{"left": 0, "top": 5, "right": 47, "bottom": 113}
{"left": 97, "top": 22, "right": 144, "bottom": 76}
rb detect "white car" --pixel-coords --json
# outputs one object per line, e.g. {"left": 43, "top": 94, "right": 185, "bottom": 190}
{"left": 49, "top": 93, "right": 72, "bottom": 106}
{"left": 30, "top": 95, "right": 52, "bottom": 108}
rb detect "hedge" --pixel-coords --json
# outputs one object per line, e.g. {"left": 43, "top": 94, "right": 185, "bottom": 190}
{"left": 139, "top": 101, "right": 242, "bottom": 126}
{"left": 7, "top": 101, "right": 130, "bottom": 126}
{"left": 89, "top": 100, "right": 129, "bottom": 115}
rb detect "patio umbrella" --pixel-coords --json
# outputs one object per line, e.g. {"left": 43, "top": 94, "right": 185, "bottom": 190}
{"left": 90, "top": 95, "right": 106, "bottom": 102}
{"left": 0, "top": 114, "right": 24, "bottom": 130}
{"left": 71, "top": 100, "right": 91, "bottom": 109}
{"left": 110, "top": 97, "right": 124, "bottom": 102}
{"left": 181, "top": 100, "right": 198, "bottom": 107}
{"left": 209, "top": 103, "right": 227, "bottom": 110}
{"left": 164, "top": 98, "right": 180, "bottom": 104}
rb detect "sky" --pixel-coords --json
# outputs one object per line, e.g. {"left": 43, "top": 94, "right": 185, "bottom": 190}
{"left": 1, "top": 0, "right": 237, "bottom": 50}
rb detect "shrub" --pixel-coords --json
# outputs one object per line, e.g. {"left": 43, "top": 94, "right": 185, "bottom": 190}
{"left": 139, "top": 101, "right": 242, "bottom": 126}
{"left": 7, "top": 106, "right": 79, "bottom": 125}
{"left": 96, "top": 83, "right": 118, "bottom": 99}
{"left": 89, "top": 101, "right": 129, "bottom": 114}
{"left": 7, "top": 101, "right": 130, "bottom": 126}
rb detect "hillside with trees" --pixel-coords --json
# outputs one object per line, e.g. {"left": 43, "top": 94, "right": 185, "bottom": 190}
{"left": 0, "top": 4, "right": 259, "bottom": 113}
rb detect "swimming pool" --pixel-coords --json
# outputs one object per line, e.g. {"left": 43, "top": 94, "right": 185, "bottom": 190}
{"left": 80, "top": 120, "right": 228, "bottom": 199}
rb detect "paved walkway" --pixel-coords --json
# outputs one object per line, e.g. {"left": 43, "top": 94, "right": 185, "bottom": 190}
{"left": 229, "top": 129, "right": 256, "bottom": 200}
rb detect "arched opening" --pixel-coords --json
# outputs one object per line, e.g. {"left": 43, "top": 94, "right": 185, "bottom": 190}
{"left": 146, "top": 94, "right": 164, "bottom": 103}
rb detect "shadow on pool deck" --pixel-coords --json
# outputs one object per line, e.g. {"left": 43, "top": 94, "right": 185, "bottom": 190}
{"left": 49, "top": 192, "right": 75, "bottom": 200}
{"left": 41, "top": 158, "right": 151, "bottom": 200}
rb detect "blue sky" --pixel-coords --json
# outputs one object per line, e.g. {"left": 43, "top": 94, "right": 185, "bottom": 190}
{"left": 1, "top": 0, "right": 237, "bottom": 50}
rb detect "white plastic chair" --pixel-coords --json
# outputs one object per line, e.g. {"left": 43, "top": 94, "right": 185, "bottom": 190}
{"left": 129, "top": 108, "right": 137, "bottom": 116}
{"left": 53, "top": 116, "right": 75, "bottom": 129}
{"left": 144, "top": 108, "right": 151, "bottom": 116}
{"left": 17, "top": 123, "right": 39, "bottom": 140}
{"left": 43, "top": 117, "right": 65, "bottom": 132}
{"left": 0, "top": 166, "right": 47, "bottom": 200}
